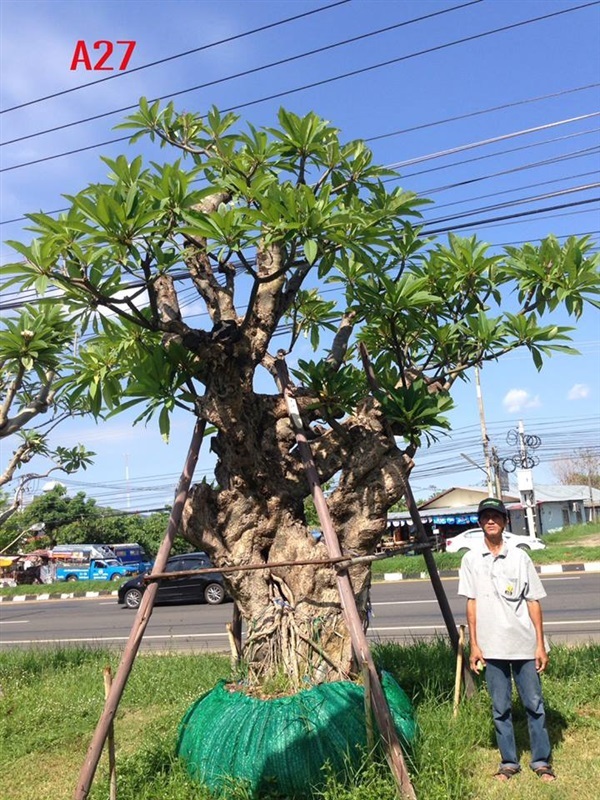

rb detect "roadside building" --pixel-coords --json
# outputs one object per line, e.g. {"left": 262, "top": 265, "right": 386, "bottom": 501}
{"left": 388, "top": 484, "right": 599, "bottom": 542}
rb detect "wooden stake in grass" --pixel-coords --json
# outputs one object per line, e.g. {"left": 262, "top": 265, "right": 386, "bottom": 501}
{"left": 362, "top": 660, "right": 375, "bottom": 752}
{"left": 358, "top": 342, "right": 476, "bottom": 699}
{"left": 275, "top": 357, "right": 416, "bottom": 800}
{"left": 103, "top": 667, "right": 117, "bottom": 800}
{"left": 453, "top": 625, "right": 466, "bottom": 718}
{"left": 226, "top": 603, "right": 242, "bottom": 670}
{"left": 74, "top": 418, "right": 206, "bottom": 800}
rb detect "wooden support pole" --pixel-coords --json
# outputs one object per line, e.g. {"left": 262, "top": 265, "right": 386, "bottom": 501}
{"left": 73, "top": 418, "right": 206, "bottom": 800}
{"left": 226, "top": 603, "right": 243, "bottom": 670}
{"left": 453, "top": 625, "right": 465, "bottom": 718}
{"left": 358, "top": 343, "right": 475, "bottom": 699}
{"left": 275, "top": 358, "right": 416, "bottom": 800}
{"left": 398, "top": 469, "right": 475, "bottom": 698}
{"left": 103, "top": 667, "right": 117, "bottom": 800}
{"left": 362, "top": 661, "right": 375, "bottom": 752}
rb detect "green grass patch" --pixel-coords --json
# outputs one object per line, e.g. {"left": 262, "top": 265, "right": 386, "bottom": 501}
{"left": 0, "top": 641, "right": 598, "bottom": 799}
{"left": 543, "top": 521, "right": 600, "bottom": 544}
{"left": 0, "top": 578, "right": 125, "bottom": 598}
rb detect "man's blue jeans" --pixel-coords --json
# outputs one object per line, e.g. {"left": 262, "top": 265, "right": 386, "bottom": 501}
{"left": 485, "top": 659, "right": 552, "bottom": 770}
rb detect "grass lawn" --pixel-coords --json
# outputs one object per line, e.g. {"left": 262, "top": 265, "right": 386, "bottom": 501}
{"left": 0, "top": 641, "right": 598, "bottom": 800}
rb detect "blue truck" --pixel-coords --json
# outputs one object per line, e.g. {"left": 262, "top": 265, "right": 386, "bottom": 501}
{"left": 106, "top": 543, "right": 153, "bottom": 574}
{"left": 54, "top": 558, "right": 135, "bottom": 583}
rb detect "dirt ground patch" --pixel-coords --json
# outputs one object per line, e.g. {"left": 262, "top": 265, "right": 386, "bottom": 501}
{"left": 566, "top": 534, "right": 600, "bottom": 547}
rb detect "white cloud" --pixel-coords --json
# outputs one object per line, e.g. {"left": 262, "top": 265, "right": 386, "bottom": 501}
{"left": 567, "top": 383, "right": 590, "bottom": 400}
{"left": 502, "top": 389, "right": 541, "bottom": 414}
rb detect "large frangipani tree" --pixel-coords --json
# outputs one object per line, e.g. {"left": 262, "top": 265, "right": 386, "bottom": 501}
{"left": 3, "top": 102, "right": 598, "bottom": 682}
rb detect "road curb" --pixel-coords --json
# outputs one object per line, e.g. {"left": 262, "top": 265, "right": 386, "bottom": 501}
{"left": 0, "top": 589, "right": 119, "bottom": 603}
{"left": 383, "top": 562, "right": 600, "bottom": 581}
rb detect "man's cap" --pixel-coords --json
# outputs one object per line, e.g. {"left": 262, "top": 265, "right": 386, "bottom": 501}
{"left": 477, "top": 497, "right": 508, "bottom": 518}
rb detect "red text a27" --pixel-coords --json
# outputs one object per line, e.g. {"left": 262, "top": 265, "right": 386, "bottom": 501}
{"left": 70, "top": 41, "right": 136, "bottom": 71}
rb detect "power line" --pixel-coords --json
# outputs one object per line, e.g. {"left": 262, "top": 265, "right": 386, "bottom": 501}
{"left": 2, "top": 121, "right": 597, "bottom": 227}
{"left": 401, "top": 143, "right": 600, "bottom": 186}
{"left": 364, "top": 83, "right": 600, "bottom": 143}
{"left": 0, "top": 0, "right": 351, "bottom": 113}
{"left": 418, "top": 131, "right": 600, "bottom": 192}
{"left": 52, "top": 415, "right": 600, "bottom": 509}
{"left": 462, "top": 204, "right": 600, "bottom": 232}
{"left": 2, "top": 2, "right": 598, "bottom": 174}
{"left": 428, "top": 170, "right": 599, "bottom": 212}
{"left": 2, "top": 83, "right": 596, "bottom": 224}
{"left": 0, "top": 2, "right": 482, "bottom": 147}
{"left": 422, "top": 196, "right": 600, "bottom": 235}
{"left": 387, "top": 113, "right": 600, "bottom": 169}
{"left": 422, "top": 182, "right": 600, "bottom": 227}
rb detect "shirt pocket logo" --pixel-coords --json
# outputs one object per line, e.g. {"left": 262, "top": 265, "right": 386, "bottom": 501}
{"left": 494, "top": 574, "right": 521, "bottom": 601}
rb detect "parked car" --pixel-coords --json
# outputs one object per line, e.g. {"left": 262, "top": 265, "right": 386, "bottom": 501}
{"left": 445, "top": 528, "right": 546, "bottom": 554}
{"left": 117, "top": 552, "right": 227, "bottom": 609}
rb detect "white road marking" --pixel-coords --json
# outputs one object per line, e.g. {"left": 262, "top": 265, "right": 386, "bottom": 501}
{"left": 0, "top": 619, "right": 29, "bottom": 624}
{"left": 0, "top": 631, "right": 231, "bottom": 645}
{"left": 1, "top": 618, "right": 598, "bottom": 645}
{"left": 372, "top": 600, "right": 439, "bottom": 606}
{"left": 371, "top": 619, "right": 600, "bottom": 632}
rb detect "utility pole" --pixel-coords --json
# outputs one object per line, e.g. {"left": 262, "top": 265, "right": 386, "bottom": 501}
{"left": 517, "top": 421, "right": 537, "bottom": 538}
{"left": 491, "top": 446, "right": 504, "bottom": 499}
{"left": 124, "top": 453, "right": 131, "bottom": 511}
{"left": 474, "top": 366, "right": 495, "bottom": 496}
{"left": 588, "top": 470, "right": 596, "bottom": 523}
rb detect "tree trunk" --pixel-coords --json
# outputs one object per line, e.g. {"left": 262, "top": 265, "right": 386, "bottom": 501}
{"left": 182, "top": 374, "right": 405, "bottom": 686}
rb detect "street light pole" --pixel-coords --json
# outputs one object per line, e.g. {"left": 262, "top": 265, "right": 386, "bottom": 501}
{"left": 0, "top": 522, "right": 45, "bottom": 554}
{"left": 475, "top": 366, "right": 494, "bottom": 496}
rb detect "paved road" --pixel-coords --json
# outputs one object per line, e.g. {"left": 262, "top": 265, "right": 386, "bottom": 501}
{"left": 1, "top": 574, "right": 598, "bottom": 653}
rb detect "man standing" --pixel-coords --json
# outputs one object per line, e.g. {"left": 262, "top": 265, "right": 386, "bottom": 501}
{"left": 458, "top": 497, "right": 556, "bottom": 783}
{"left": 38, "top": 555, "right": 55, "bottom": 584}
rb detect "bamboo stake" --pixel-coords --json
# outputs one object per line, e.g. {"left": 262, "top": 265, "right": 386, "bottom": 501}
{"left": 73, "top": 418, "right": 206, "bottom": 800}
{"left": 103, "top": 667, "right": 117, "bottom": 800}
{"left": 226, "top": 603, "right": 243, "bottom": 670}
{"left": 275, "top": 358, "right": 416, "bottom": 800}
{"left": 362, "top": 661, "right": 375, "bottom": 752}
{"left": 144, "top": 544, "right": 430, "bottom": 582}
{"left": 453, "top": 625, "right": 465, "bottom": 718}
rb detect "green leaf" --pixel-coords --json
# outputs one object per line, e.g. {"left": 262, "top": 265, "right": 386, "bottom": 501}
{"left": 303, "top": 239, "right": 318, "bottom": 265}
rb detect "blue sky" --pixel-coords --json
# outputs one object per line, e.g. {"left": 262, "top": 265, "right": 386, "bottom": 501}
{"left": 1, "top": 0, "right": 599, "bottom": 510}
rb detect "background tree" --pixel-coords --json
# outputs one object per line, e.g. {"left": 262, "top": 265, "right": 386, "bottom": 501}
{"left": 56, "top": 508, "right": 175, "bottom": 556}
{"left": 2, "top": 103, "right": 598, "bottom": 685}
{"left": 0, "top": 304, "right": 94, "bottom": 525}
{"left": 0, "top": 484, "right": 173, "bottom": 556}
{"left": 0, "top": 485, "right": 100, "bottom": 550}
{"left": 551, "top": 448, "right": 600, "bottom": 490}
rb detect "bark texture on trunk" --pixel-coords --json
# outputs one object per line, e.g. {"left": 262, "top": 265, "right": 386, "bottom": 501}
{"left": 182, "top": 369, "right": 407, "bottom": 686}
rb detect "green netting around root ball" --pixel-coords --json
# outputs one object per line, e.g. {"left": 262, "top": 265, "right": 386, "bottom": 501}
{"left": 176, "top": 670, "right": 416, "bottom": 798}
